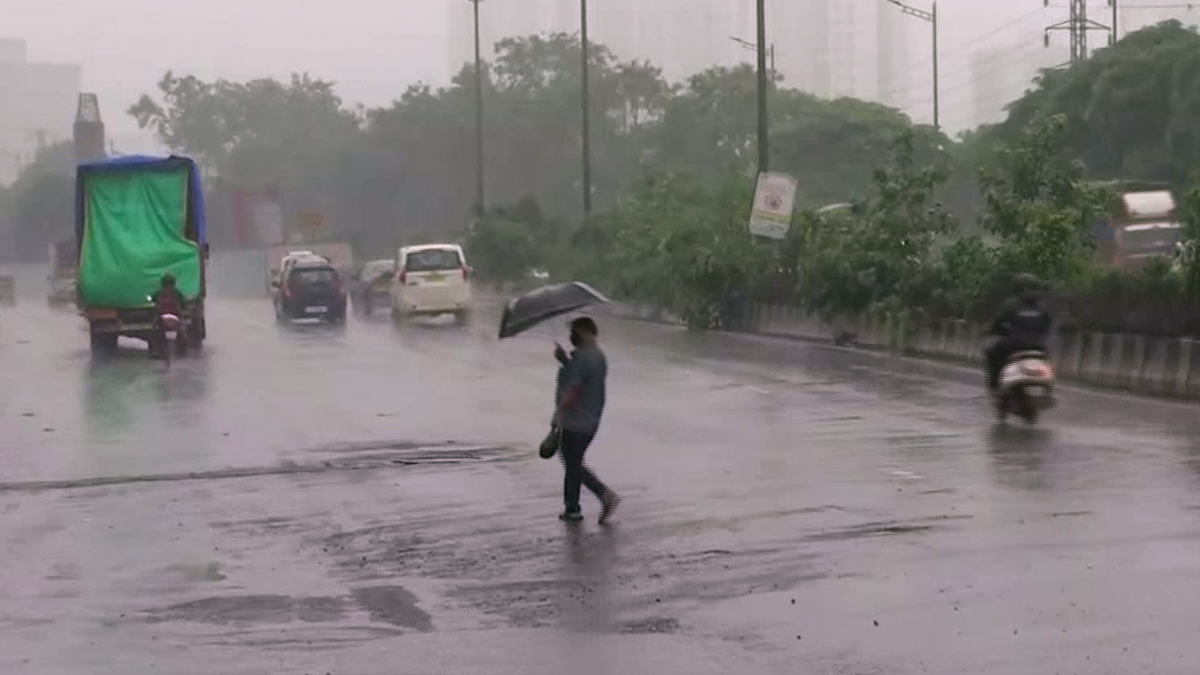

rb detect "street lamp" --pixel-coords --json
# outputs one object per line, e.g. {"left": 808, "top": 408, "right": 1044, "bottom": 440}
{"left": 730, "top": 35, "right": 775, "bottom": 82}
{"left": 755, "top": 0, "right": 769, "bottom": 172}
{"left": 887, "top": 0, "right": 938, "bottom": 131}
{"left": 580, "top": 0, "right": 593, "bottom": 215}
{"left": 466, "top": 0, "right": 486, "bottom": 217}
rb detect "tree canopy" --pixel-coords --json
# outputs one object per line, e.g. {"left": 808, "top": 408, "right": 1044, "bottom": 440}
{"left": 985, "top": 20, "right": 1200, "bottom": 190}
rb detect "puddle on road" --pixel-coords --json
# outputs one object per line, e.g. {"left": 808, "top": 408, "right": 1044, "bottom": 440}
{"left": 621, "top": 616, "right": 681, "bottom": 634}
{"left": 352, "top": 586, "right": 434, "bottom": 632}
{"left": 0, "top": 442, "right": 520, "bottom": 494}
{"left": 144, "top": 585, "right": 434, "bottom": 632}
{"left": 146, "top": 594, "right": 348, "bottom": 625}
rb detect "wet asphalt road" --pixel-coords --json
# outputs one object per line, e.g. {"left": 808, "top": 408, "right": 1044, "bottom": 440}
{"left": 3, "top": 280, "right": 1200, "bottom": 674}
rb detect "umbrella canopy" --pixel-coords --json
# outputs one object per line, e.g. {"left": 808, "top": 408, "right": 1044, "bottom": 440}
{"left": 498, "top": 281, "right": 610, "bottom": 339}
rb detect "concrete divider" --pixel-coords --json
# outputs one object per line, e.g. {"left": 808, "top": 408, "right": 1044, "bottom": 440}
{"left": 602, "top": 300, "right": 1200, "bottom": 399}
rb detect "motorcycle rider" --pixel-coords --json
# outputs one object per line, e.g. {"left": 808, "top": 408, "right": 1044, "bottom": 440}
{"left": 151, "top": 274, "right": 184, "bottom": 353}
{"left": 152, "top": 273, "right": 183, "bottom": 316}
{"left": 984, "top": 273, "right": 1053, "bottom": 392}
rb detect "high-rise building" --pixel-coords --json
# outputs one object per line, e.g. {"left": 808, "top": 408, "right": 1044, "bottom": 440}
{"left": 0, "top": 38, "right": 82, "bottom": 184}
{"left": 758, "top": 0, "right": 908, "bottom": 105}
{"left": 447, "top": 0, "right": 747, "bottom": 86}
{"left": 444, "top": 0, "right": 911, "bottom": 103}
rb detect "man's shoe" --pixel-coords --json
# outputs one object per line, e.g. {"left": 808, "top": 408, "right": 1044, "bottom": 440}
{"left": 599, "top": 491, "right": 620, "bottom": 525}
{"left": 559, "top": 510, "right": 584, "bottom": 522}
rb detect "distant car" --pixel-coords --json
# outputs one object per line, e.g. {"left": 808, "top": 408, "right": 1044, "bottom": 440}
{"left": 274, "top": 255, "right": 347, "bottom": 324}
{"left": 389, "top": 244, "right": 472, "bottom": 325}
{"left": 272, "top": 250, "right": 318, "bottom": 285}
{"left": 351, "top": 259, "right": 395, "bottom": 316}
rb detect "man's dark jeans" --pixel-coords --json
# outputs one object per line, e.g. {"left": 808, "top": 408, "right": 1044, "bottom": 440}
{"left": 560, "top": 429, "right": 608, "bottom": 513}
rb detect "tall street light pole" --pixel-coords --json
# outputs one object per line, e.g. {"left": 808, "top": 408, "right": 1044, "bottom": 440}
{"left": 580, "top": 0, "right": 593, "bottom": 216}
{"left": 1109, "top": 0, "right": 1118, "bottom": 44}
{"left": 468, "top": 0, "right": 486, "bottom": 217}
{"left": 755, "top": 0, "right": 769, "bottom": 173}
{"left": 887, "top": 0, "right": 938, "bottom": 131}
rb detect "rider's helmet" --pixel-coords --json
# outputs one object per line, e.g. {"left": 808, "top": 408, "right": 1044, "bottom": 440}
{"left": 161, "top": 273, "right": 176, "bottom": 288}
{"left": 1012, "top": 272, "right": 1042, "bottom": 300}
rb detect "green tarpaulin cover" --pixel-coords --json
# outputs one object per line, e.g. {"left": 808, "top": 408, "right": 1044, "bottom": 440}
{"left": 78, "top": 166, "right": 199, "bottom": 308}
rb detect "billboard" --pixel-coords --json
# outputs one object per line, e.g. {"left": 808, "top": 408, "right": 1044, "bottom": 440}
{"left": 748, "top": 172, "right": 798, "bottom": 240}
{"left": 233, "top": 189, "right": 285, "bottom": 246}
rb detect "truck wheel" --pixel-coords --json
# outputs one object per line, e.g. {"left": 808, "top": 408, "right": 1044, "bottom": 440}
{"left": 188, "top": 322, "right": 204, "bottom": 351}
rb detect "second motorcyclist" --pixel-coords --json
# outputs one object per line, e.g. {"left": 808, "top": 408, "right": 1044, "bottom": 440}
{"left": 984, "top": 273, "right": 1053, "bottom": 392}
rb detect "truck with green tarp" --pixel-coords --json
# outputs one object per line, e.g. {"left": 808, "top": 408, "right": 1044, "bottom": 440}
{"left": 75, "top": 155, "right": 209, "bottom": 353}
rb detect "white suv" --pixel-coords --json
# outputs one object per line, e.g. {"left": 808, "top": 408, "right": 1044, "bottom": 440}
{"left": 390, "top": 244, "right": 472, "bottom": 325}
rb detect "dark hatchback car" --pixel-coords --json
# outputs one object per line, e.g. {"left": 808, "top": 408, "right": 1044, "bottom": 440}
{"left": 274, "top": 257, "right": 347, "bottom": 324}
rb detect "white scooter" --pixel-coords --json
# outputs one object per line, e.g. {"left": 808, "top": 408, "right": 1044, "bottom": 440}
{"left": 995, "top": 350, "right": 1056, "bottom": 424}
{"left": 158, "top": 313, "right": 182, "bottom": 366}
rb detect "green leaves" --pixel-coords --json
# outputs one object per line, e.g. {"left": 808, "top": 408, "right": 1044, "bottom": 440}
{"left": 995, "top": 21, "right": 1200, "bottom": 189}
{"left": 980, "top": 114, "right": 1108, "bottom": 283}
{"left": 558, "top": 171, "right": 772, "bottom": 329}
{"left": 796, "top": 130, "right": 955, "bottom": 321}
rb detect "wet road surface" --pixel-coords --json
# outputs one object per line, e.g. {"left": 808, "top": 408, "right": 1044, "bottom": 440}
{"left": 3, "top": 283, "right": 1200, "bottom": 674}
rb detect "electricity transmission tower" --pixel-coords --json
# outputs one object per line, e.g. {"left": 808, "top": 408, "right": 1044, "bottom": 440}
{"left": 1044, "top": 0, "right": 1112, "bottom": 63}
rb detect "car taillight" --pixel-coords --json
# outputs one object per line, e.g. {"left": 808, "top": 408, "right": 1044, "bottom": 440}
{"left": 462, "top": 266, "right": 470, "bottom": 281}
{"left": 398, "top": 270, "right": 407, "bottom": 284}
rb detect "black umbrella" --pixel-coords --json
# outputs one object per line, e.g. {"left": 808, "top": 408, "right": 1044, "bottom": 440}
{"left": 498, "top": 281, "right": 610, "bottom": 339}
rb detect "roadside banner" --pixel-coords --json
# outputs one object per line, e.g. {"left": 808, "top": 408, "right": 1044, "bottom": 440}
{"left": 748, "top": 172, "right": 798, "bottom": 240}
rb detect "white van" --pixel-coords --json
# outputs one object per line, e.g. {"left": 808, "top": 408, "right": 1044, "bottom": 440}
{"left": 390, "top": 244, "right": 472, "bottom": 324}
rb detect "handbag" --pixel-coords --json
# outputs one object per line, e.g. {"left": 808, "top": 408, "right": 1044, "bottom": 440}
{"left": 539, "top": 426, "right": 561, "bottom": 459}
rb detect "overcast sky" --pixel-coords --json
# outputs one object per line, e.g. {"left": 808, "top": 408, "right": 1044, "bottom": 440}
{"left": 4, "top": 0, "right": 1173, "bottom": 145}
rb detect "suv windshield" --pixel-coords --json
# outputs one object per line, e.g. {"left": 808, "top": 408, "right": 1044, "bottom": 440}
{"left": 405, "top": 249, "right": 461, "bottom": 272}
{"left": 291, "top": 267, "right": 337, "bottom": 285}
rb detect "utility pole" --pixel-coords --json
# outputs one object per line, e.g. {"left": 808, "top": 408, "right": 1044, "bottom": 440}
{"left": 580, "top": 0, "right": 593, "bottom": 215}
{"left": 886, "top": 0, "right": 938, "bottom": 131}
{"left": 1110, "top": 0, "right": 1118, "bottom": 45}
{"left": 755, "top": 0, "right": 769, "bottom": 173}
{"left": 468, "top": 0, "right": 486, "bottom": 217}
{"left": 1045, "top": 0, "right": 1110, "bottom": 63}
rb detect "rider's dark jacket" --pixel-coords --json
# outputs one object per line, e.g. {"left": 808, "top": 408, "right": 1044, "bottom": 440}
{"left": 988, "top": 295, "right": 1052, "bottom": 351}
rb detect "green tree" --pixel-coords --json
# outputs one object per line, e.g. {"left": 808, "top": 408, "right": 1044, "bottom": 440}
{"left": 0, "top": 141, "right": 75, "bottom": 261}
{"left": 463, "top": 195, "right": 560, "bottom": 283}
{"left": 562, "top": 171, "right": 772, "bottom": 329}
{"left": 773, "top": 98, "right": 949, "bottom": 208}
{"left": 797, "top": 130, "right": 956, "bottom": 321}
{"left": 979, "top": 114, "right": 1109, "bottom": 283}
{"left": 999, "top": 21, "right": 1200, "bottom": 189}
{"left": 1174, "top": 177, "right": 1200, "bottom": 294}
{"left": 129, "top": 71, "right": 361, "bottom": 180}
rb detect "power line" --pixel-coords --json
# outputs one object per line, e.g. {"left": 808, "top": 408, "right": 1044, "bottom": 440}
{"left": 888, "top": 7, "right": 1046, "bottom": 88}
{"left": 880, "top": 35, "right": 1047, "bottom": 106}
